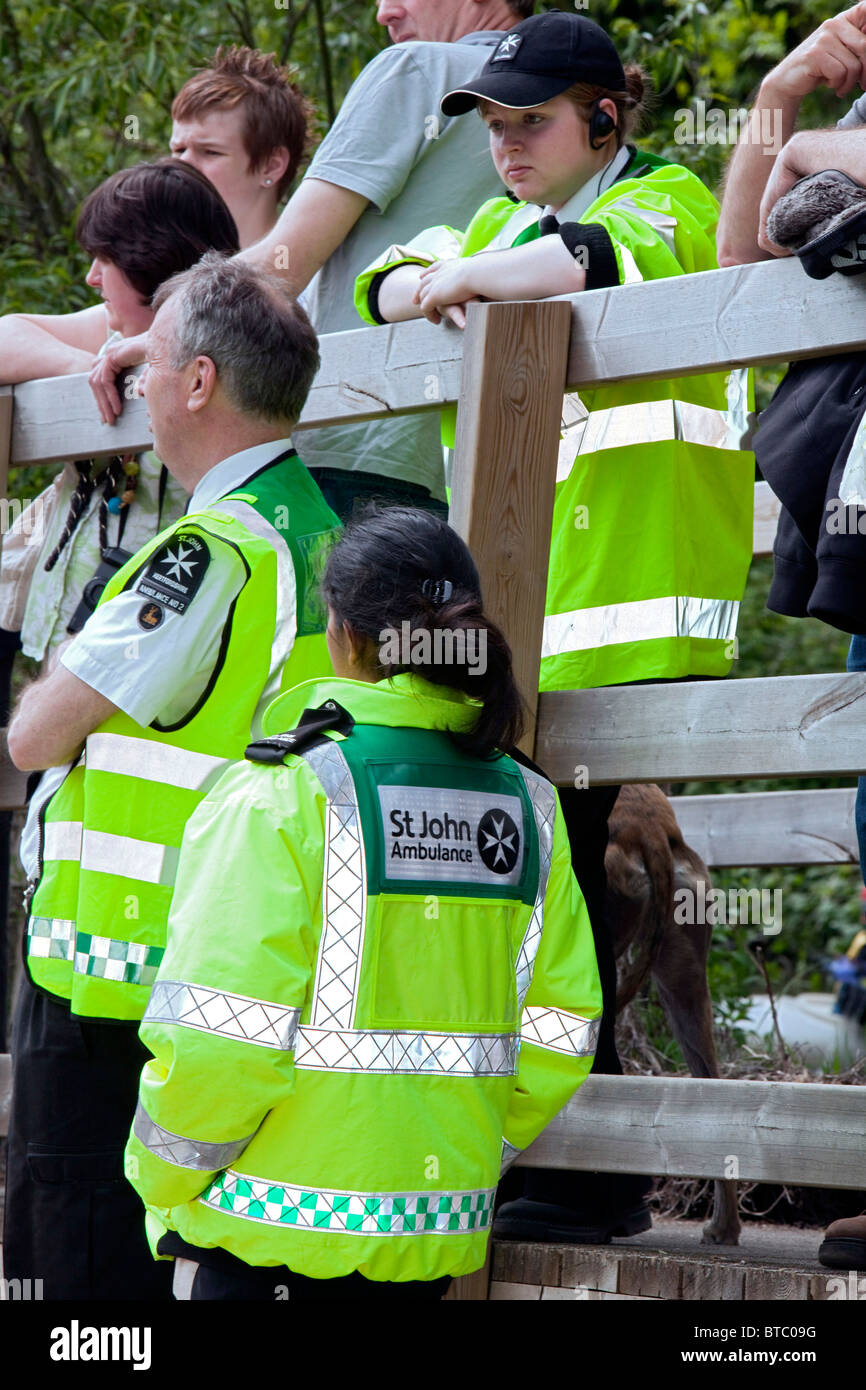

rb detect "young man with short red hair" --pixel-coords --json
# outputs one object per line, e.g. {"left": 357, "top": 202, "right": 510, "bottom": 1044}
{"left": 171, "top": 45, "right": 310, "bottom": 248}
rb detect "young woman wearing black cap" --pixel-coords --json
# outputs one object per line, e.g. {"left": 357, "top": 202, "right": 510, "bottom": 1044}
{"left": 356, "top": 8, "right": 754, "bottom": 1248}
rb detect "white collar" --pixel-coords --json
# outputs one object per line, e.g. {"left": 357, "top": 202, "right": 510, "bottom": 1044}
{"left": 187, "top": 438, "right": 294, "bottom": 513}
{"left": 542, "top": 145, "right": 633, "bottom": 224}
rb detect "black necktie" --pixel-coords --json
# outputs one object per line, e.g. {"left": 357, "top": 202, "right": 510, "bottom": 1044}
{"left": 538, "top": 214, "right": 560, "bottom": 236}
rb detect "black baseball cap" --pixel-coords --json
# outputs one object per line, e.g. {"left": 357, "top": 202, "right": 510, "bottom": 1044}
{"left": 441, "top": 10, "right": 626, "bottom": 116}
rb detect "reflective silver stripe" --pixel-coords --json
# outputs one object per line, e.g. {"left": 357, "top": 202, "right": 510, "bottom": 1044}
{"left": 542, "top": 595, "right": 739, "bottom": 659}
{"left": 211, "top": 498, "right": 297, "bottom": 718}
{"left": 556, "top": 398, "right": 742, "bottom": 483}
{"left": 514, "top": 766, "right": 556, "bottom": 1010}
{"left": 73, "top": 934, "right": 163, "bottom": 986}
{"left": 133, "top": 1100, "right": 253, "bottom": 1172}
{"left": 501, "top": 1138, "right": 522, "bottom": 1175}
{"left": 43, "top": 821, "right": 82, "bottom": 861}
{"left": 615, "top": 197, "right": 678, "bottom": 256}
{"left": 26, "top": 915, "right": 75, "bottom": 961}
{"left": 80, "top": 829, "right": 179, "bottom": 886}
{"left": 295, "top": 1026, "right": 518, "bottom": 1076}
{"left": 200, "top": 1169, "right": 495, "bottom": 1236}
{"left": 726, "top": 366, "right": 751, "bottom": 448}
{"left": 145, "top": 980, "right": 300, "bottom": 1050}
{"left": 618, "top": 243, "right": 644, "bottom": 286}
{"left": 300, "top": 741, "right": 366, "bottom": 1031}
{"left": 520, "top": 1005, "right": 600, "bottom": 1057}
{"left": 86, "top": 733, "right": 229, "bottom": 792}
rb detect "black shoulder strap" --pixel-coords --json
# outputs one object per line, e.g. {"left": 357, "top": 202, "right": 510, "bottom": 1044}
{"left": 245, "top": 699, "right": 355, "bottom": 763}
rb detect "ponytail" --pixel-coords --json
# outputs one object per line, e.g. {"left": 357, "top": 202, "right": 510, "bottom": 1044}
{"left": 321, "top": 506, "right": 525, "bottom": 758}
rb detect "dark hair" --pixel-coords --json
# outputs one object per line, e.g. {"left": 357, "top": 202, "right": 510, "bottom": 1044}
{"left": 321, "top": 506, "right": 524, "bottom": 758}
{"left": 564, "top": 64, "right": 653, "bottom": 148}
{"left": 172, "top": 45, "right": 311, "bottom": 199}
{"left": 152, "top": 252, "right": 319, "bottom": 426}
{"left": 76, "top": 159, "right": 239, "bottom": 301}
{"left": 507, "top": 0, "right": 535, "bottom": 16}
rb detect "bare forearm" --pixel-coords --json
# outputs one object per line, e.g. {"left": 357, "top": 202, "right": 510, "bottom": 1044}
{"left": 0, "top": 317, "right": 96, "bottom": 384}
{"left": 717, "top": 78, "right": 802, "bottom": 266}
{"left": 377, "top": 265, "right": 426, "bottom": 322}
{"left": 779, "top": 124, "right": 866, "bottom": 181}
{"left": 466, "top": 241, "right": 586, "bottom": 301}
{"left": 239, "top": 179, "right": 369, "bottom": 295}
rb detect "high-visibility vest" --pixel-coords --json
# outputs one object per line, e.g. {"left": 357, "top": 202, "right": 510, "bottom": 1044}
{"left": 26, "top": 451, "right": 339, "bottom": 1020}
{"left": 125, "top": 674, "right": 602, "bottom": 1282}
{"left": 355, "top": 151, "right": 755, "bottom": 690}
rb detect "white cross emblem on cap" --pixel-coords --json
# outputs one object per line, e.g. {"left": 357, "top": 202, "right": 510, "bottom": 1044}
{"left": 496, "top": 33, "right": 522, "bottom": 60}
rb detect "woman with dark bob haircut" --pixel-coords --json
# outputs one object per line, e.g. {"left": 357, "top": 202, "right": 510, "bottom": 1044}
{"left": 123, "top": 506, "right": 602, "bottom": 1301}
{"left": 0, "top": 159, "right": 239, "bottom": 665}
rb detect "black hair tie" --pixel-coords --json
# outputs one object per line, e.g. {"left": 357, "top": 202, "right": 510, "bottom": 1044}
{"left": 421, "top": 578, "right": 453, "bottom": 608}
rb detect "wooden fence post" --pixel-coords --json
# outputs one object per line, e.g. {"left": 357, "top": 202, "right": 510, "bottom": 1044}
{"left": 445, "top": 301, "right": 571, "bottom": 1299}
{"left": 449, "top": 299, "right": 572, "bottom": 754}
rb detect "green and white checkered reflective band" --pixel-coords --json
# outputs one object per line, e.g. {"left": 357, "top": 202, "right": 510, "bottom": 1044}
{"left": 200, "top": 1170, "right": 495, "bottom": 1236}
{"left": 27, "top": 916, "right": 75, "bottom": 961}
{"left": 74, "top": 932, "right": 163, "bottom": 986}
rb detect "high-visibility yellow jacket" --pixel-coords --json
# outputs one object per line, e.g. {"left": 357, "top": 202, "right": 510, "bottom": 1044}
{"left": 355, "top": 149, "right": 755, "bottom": 690}
{"left": 125, "top": 673, "right": 602, "bottom": 1282}
{"left": 26, "top": 449, "right": 339, "bottom": 1020}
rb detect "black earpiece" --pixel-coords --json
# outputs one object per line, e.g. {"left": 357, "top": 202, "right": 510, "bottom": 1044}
{"left": 589, "top": 100, "right": 617, "bottom": 150}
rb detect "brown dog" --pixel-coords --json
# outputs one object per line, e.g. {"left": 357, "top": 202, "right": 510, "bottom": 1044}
{"left": 604, "top": 783, "right": 742, "bottom": 1246}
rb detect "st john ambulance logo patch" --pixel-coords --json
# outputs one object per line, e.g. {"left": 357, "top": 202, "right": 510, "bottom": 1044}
{"left": 136, "top": 532, "right": 210, "bottom": 615}
{"left": 477, "top": 809, "right": 521, "bottom": 874}
{"left": 493, "top": 32, "right": 522, "bottom": 61}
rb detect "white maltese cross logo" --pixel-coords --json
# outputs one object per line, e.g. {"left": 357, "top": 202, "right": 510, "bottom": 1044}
{"left": 160, "top": 542, "right": 198, "bottom": 583}
{"left": 495, "top": 33, "right": 522, "bottom": 61}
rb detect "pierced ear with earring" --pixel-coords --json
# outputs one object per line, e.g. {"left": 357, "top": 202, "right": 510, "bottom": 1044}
{"left": 264, "top": 178, "right": 273, "bottom": 186}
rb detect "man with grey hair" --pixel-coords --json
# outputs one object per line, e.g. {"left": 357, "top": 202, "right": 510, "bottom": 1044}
{"left": 4, "top": 252, "right": 340, "bottom": 1301}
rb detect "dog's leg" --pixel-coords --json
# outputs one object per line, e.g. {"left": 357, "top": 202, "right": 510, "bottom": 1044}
{"left": 652, "top": 876, "right": 742, "bottom": 1247}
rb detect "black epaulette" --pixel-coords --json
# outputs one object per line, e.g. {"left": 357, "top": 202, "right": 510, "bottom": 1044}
{"left": 245, "top": 700, "right": 355, "bottom": 764}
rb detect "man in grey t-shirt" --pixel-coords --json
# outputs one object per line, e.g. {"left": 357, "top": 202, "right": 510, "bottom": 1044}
{"left": 244, "top": 0, "right": 534, "bottom": 517}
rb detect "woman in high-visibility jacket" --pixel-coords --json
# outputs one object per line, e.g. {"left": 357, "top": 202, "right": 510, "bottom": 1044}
{"left": 354, "top": 10, "right": 754, "bottom": 1244}
{"left": 125, "top": 506, "right": 602, "bottom": 1299}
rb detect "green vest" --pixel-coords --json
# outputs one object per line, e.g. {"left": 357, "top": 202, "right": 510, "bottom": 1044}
{"left": 125, "top": 675, "right": 602, "bottom": 1281}
{"left": 27, "top": 451, "right": 339, "bottom": 1020}
{"left": 355, "top": 152, "right": 755, "bottom": 689}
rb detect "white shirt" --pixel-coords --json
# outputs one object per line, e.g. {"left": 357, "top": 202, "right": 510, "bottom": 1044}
{"left": 21, "top": 441, "right": 295, "bottom": 881}
{"left": 60, "top": 439, "right": 294, "bottom": 727}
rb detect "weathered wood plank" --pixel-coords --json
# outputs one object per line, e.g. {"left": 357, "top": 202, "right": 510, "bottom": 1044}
{"left": 449, "top": 300, "right": 571, "bottom": 750}
{"left": 753, "top": 479, "right": 780, "bottom": 557}
{"left": 9, "top": 317, "right": 463, "bottom": 466}
{"left": 565, "top": 256, "right": 866, "bottom": 387}
{"left": 536, "top": 673, "right": 866, "bottom": 785}
{"left": 671, "top": 788, "right": 859, "bottom": 867}
{"left": 11, "top": 257, "right": 866, "bottom": 466}
{"left": 516, "top": 1074, "right": 866, "bottom": 1189}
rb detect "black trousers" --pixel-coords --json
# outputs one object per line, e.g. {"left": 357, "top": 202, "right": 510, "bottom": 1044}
{"left": 4, "top": 970, "right": 173, "bottom": 1300}
{"left": 170, "top": 1240, "right": 451, "bottom": 1301}
{"left": 516, "top": 783, "right": 651, "bottom": 1212}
